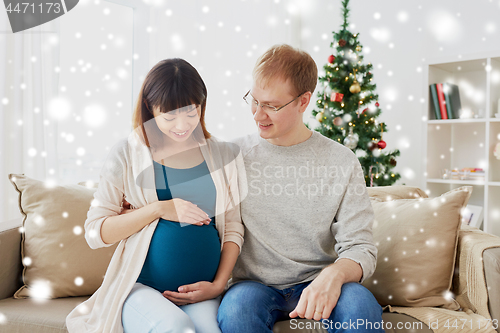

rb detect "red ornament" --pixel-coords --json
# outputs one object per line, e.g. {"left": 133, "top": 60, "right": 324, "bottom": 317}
{"left": 375, "top": 102, "right": 380, "bottom": 107}
{"left": 330, "top": 92, "right": 344, "bottom": 102}
{"left": 339, "top": 39, "right": 347, "bottom": 47}
{"left": 357, "top": 108, "right": 368, "bottom": 118}
{"left": 378, "top": 140, "right": 387, "bottom": 149}
{"left": 328, "top": 55, "right": 335, "bottom": 63}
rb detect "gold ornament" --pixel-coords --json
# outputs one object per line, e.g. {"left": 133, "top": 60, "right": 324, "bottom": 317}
{"left": 350, "top": 81, "right": 361, "bottom": 94}
{"left": 333, "top": 116, "right": 343, "bottom": 126}
{"left": 356, "top": 45, "right": 362, "bottom": 52}
{"left": 316, "top": 111, "right": 324, "bottom": 122}
{"left": 350, "top": 69, "right": 361, "bottom": 94}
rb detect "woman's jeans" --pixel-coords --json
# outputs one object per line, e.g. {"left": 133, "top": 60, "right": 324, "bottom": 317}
{"left": 217, "top": 280, "right": 384, "bottom": 333}
{"left": 122, "top": 282, "right": 221, "bottom": 333}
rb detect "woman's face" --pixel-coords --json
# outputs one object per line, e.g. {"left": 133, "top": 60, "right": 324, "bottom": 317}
{"left": 152, "top": 104, "right": 201, "bottom": 144}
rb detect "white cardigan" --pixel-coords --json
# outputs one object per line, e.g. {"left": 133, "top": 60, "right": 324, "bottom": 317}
{"left": 66, "top": 129, "right": 246, "bottom": 333}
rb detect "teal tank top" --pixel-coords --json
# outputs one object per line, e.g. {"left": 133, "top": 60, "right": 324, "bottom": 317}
{"left": 136, "top": 159, "right": 221, "bottom": 292}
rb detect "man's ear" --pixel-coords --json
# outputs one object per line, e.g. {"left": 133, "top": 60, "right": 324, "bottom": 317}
{"left": 298, "top": 91, "right": 312, "bottom": 113}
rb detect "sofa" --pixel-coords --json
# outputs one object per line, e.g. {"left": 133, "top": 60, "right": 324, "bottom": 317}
{"left": 1, "top": 178, "right": 500, "bottom": 333}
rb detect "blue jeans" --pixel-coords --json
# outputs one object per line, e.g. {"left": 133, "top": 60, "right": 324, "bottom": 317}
{"left": 122, "top": 282, "right": 221, "bottom": 333}
{"left": 217, "top": 280, "right": 384, "bottom": 333}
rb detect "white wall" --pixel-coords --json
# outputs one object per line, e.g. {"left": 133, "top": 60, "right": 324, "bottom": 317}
{"left": 3, "top": 0, "right": 500, "bottom": 211}
{"left": 145, "top": 0, "right": 500, "bottom": 188}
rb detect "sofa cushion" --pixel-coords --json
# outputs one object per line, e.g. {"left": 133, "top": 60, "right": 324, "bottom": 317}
{"left": 0, "top": 296, "right": 430, "bottom": 333}
{"left": 0, "top": 296, "right": 88, "bottom": 332}
{"left": 0, "top": 227, "right": 23, "bottom": 300}
{"left": 363, "top": 186, "right": 472, "bottom": 309}
{"left": 8, "top": 174, "right": 118, "bottom": 299}
{"left": 367, "top": 185, "right": 428, "bottom": 201}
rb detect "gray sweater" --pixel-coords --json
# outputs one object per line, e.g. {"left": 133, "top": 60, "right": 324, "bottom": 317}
{"left": 231, "top": 131, "right": 377, "bottom": 289}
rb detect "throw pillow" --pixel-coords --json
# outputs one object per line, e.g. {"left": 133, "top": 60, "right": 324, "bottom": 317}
{"left": 363, "top": 186, "right": 472, "bottom": 309}
{"left": 367, "top": 185, "right": 428, "bottom": 201}
{"left": 8, "top": 173, "right": 118, "bottom": 299}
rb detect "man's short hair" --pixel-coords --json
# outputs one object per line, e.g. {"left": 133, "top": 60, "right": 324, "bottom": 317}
{"left": 253, "top": 44, "right": 318, "bottom": 96}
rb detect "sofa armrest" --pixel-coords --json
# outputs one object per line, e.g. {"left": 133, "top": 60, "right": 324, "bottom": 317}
{"left": 484, "top": 247, "right": 500, "bottom": 332}
{"left": 453, "top": 226, "right": 500, "bottom": 330}
{"left": 0, "top": 225, "right": 23, "bottom": 300}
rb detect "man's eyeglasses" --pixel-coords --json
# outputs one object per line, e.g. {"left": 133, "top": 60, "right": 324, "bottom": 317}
{"left": 243, "top": 90, "right": 305, "bottom": 114}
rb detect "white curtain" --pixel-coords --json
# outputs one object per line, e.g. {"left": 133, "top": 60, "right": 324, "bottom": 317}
{"left": 0, "top": 15, "right": 60, "bottom": 229}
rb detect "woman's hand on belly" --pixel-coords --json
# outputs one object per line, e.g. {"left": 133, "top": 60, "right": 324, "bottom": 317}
{"left": 162, "top": 280, "right": 225, "bottom": 306}
{"left": 121, "top": 197, "right": 211, "bottom": 226}
{"left": 160, "top": 198, "right": 212, "bottom": 225}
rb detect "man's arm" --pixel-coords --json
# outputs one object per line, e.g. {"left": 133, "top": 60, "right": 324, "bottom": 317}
{"left": 290, "top": 156, "right": 377, "bottom": 321}
{"left": 330, "top": 157, "right": 377, "bottom": 283}
{"left": 324, "top": 258, "right": 363, "bottom": 284}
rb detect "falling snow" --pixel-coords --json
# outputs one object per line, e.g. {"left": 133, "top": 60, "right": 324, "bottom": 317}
{"left": 73, "top": 226, "right": 83, "bottom": 235}
{"left": 23, "top": 257, "right": 32, "bottom": 266}
{"left": 29, "top": 280, "right": 52, "bottom": 301}
{"left": 74, "top": 277, "right": 84, "bottom": 286}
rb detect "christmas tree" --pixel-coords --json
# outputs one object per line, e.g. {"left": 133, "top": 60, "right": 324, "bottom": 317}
{"left": 312, "top": 0, "right": 401, "bottom": 187}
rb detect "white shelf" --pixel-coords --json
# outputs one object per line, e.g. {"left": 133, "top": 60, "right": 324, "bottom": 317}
{"left": 427, "top": 118, "right": 485, "bottom": 124}
{"left": 423, "top": 54, "right": 500, "bottom": 237}
{"left": 426, "top": 118, "right": 500, "bottom": 124}
{"left": 427, "top": 178, "right": 486, "bottom": 185}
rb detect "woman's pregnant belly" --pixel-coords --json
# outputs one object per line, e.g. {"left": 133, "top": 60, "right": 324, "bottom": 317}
{"left": 137, "top": 217, "right": 221, "bottom": 292}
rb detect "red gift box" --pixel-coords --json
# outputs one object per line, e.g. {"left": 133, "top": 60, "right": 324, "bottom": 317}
{"left": 330, "top": 92, "right": 344, "bottom": 102}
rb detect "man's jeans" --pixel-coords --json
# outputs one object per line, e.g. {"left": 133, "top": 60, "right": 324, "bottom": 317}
{"left": 218, "top": 280, "right": 384, "bottom": 333}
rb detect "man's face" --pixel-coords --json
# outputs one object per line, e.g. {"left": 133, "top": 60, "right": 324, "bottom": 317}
{"left": 250, "top": 77, "right": 305, "bottom": 145}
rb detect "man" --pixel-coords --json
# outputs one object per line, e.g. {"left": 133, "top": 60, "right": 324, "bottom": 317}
{"left": 217, "top": 44, "right": 383, "bottom": 333}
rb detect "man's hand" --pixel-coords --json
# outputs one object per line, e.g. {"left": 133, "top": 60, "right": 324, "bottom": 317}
{"left": 289, "top": 259, "right": 363, "bottom": 321}
{"left": 162, "top": 281, "right": 224, "bottom": 306}
{"left": 289, "top": 267, "right": 344, "bottom": 321}
{"left": 120, "top": 198, "right": 135, "bottom": 215}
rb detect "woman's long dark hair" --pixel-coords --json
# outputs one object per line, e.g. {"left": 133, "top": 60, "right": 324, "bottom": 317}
{"left": 132, "top": 58, "right": 210, "bottom": 150}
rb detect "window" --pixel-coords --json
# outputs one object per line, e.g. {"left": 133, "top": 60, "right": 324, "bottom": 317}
{"left": 57, "top": 0, "right": 149, "bottom": 184}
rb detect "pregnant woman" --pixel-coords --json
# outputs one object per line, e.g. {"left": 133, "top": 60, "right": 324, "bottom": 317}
{"left": 66, "top": 58, "right": 245, "bottom": 333}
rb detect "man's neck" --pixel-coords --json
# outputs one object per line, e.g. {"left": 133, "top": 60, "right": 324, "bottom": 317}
{"left": 266, "top": 125, "right": 312, "bottom": 147}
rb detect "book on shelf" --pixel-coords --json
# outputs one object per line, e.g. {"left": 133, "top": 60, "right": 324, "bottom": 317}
{"left": 443, "top": 83, "right": 462, "bottom": 119}
{"left": 442, "top": 168, "right": 485, "bottom": 181}
{"left": 435, "top": 83, "right": 448, "bottom": 119}
{"left": 429, "top": 82, "right": 462, "bottom": 120}
{"left": 429, "top": 84, "right": 441, "bottom": 119}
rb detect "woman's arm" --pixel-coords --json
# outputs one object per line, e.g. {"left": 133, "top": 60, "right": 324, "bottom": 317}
{"left": 210, "top": 241, "right": 240, "bottom": 291}
{"left": 100, "top": 201, "right": 163, "bottom": 245}
{"left": 108, "top": 198, "right": 212, "bottom": 245}
{"left": 220, "top": 150, "right": 246, "bottom": 252}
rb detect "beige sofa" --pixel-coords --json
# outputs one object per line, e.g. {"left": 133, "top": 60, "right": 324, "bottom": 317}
{"left": 1, "top": 184, "right": 500, "bottom": 333}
